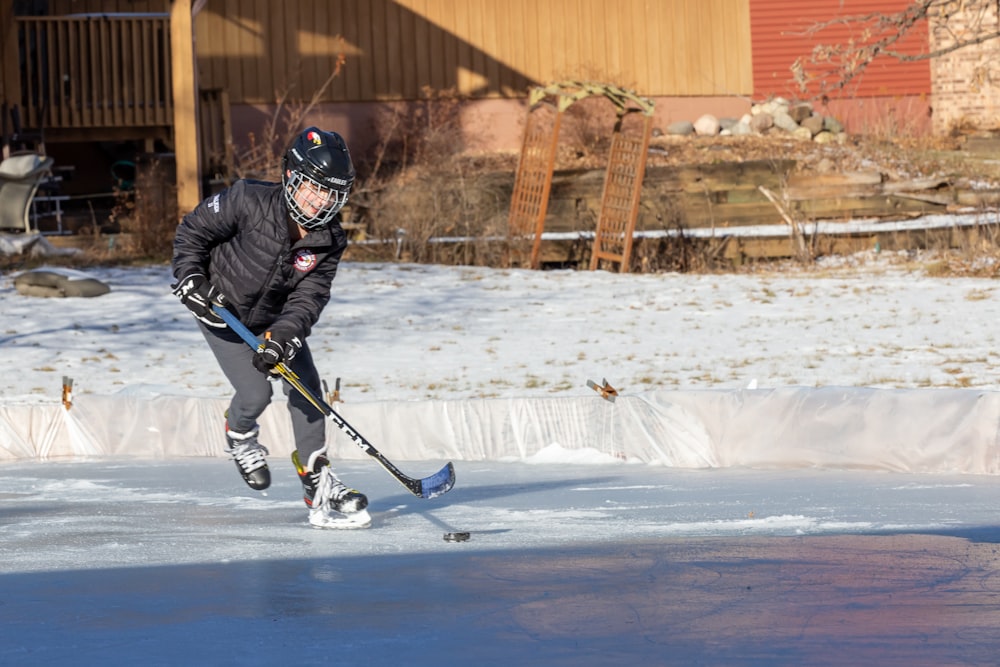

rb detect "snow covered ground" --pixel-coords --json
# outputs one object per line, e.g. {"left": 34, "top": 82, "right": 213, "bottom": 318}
{"left": 4, "top": 253, "right": 1000, "bottom": 404}
{"left": 3, "top": 254, "right": 1000, "bottom": 664}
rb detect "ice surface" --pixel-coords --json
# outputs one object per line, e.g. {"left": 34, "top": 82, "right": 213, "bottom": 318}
{"left": 2, "top": 458, "right": 1000, "bottom": 665}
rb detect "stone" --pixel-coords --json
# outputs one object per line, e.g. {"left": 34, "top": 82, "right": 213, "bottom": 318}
{"left": 750, "top": 113, "right": 774, "bottom": 133}
{"left": 773, "top": 111, "right": 800, "bottom": 132}
{"left": 693, "top": 114, "right": 721, "bottom": 136}
{"left": 792, "top": 127, "right": 814, "bottom": 141}
{"left": 788, "top": 103, "right": 813, "bottom": 123}
{"left": 718, "top": 117, "right": 738, "bottom": 131}
{"left": 823, "top": 116, "right": 844, "bottom": 134}
{"left": 666, "top": 120, "right": 695, "bottom": 136}
{"left": 730, "top": 121, "right": 753, "bottom": 136}
{"left": 801, "top": 115, "right": 825, "bottom": 136}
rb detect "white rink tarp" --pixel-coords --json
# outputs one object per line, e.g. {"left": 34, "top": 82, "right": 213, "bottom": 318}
{"left": 2, "top": 387, "right": 1000, "bottom": 474}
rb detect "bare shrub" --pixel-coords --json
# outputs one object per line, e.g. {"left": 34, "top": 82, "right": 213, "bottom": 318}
{"left": 114, "top": 156, "right": 178, "bottom": 260}
{"left": 630, "top": 195, "right": 732, "bottom": 274}
{"left": 360, "top": 86, "right": 466, "bottom": 180}
{"left": 352, "top": 87, "right": 515, "bottom": 266}
{"left": 368, "top": 160, "right": 511, "bottom": 266}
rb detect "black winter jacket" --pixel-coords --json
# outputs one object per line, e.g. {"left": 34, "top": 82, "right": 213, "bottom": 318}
{"left": 171, "top": 179, "right": 348, "bottom": 339}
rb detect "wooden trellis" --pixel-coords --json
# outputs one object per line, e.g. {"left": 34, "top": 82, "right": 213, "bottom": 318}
{"left": 507, "top": 81, "right": 655, "bottom": 270}
{"left": 589, "top": 112, "right": 654, "bottom": 272}
{"left": 506, "top": 101, "right": 561, "bottom": 267}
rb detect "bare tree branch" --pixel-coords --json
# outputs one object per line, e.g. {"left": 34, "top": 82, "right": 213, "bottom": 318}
{"left": 790, "top": 0, "right": 1000, "bottom": 99}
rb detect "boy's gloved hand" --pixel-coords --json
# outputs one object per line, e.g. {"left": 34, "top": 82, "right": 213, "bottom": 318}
{"left": 172, "top": 274, "right": 227, "bottom": 328}
{"left": 252, "top": 332, "right": 302, "bottom": 374}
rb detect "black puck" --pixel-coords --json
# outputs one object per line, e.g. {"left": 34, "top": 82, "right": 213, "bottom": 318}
{"left": 443, "top": 532, "right": 470, "bottom": 542}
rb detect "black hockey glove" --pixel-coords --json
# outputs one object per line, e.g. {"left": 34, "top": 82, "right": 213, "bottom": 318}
{"left": 172, "top": 274, "right": 227, "bottom": 328}
{"left": 252, "top": 332, "right": 303, "bottom": 375}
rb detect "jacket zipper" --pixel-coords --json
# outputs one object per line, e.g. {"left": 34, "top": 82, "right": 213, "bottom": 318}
{"left": 246, "top": 250, "right": 286, "bottom": 326}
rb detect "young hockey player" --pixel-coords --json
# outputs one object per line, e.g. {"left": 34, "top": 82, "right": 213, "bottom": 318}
{"left": 171, "top": 127, "right": 369, "bottom": 529}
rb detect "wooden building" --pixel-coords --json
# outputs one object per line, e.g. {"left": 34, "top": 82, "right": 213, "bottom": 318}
{"left": 0, "top": 1, "right": 984, "bottom": 217}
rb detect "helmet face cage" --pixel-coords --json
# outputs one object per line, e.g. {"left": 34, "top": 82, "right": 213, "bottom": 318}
{"left": 283, "top": 169, "right": 349, "bottom": 230}
{"left": 281, "top": 128, "right": 355, "bottom": 231}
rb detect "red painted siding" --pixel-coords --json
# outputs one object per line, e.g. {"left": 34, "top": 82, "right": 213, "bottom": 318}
{"left": 750, "top": 0, "right": 931, "bottom": 100}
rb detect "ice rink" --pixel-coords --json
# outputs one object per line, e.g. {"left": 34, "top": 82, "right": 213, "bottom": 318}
{"left": 3, "top": 458, "right": 1000, "bottom": 665}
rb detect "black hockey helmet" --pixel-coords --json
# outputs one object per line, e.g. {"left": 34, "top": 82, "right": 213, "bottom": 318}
{"left": 281, "top": 127, "right": 355, "bottom": 230}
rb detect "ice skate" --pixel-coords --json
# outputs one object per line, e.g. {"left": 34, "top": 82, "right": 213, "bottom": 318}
{"left": 225, "top": 424, "right": 270, "bottom": 490}
{"left": 293, "top": 450, "right": 370, "bottom": 529}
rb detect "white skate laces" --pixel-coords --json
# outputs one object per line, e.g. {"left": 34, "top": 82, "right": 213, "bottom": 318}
{"left": 305, "top": 450, "right": 370, "bottom": 529}
{"left": 225, "top": 425, "right": 271, "bottom": 490}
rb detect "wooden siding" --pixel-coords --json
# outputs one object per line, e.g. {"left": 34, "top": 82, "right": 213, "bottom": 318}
{"left": 750, "top": 0, "right": 931, "bottom": 100}
{"left": 190, "top": 0, "right": 754, "bottom": 105}
{"left": 42, "top": 1, "right": 754, "bottom": 105}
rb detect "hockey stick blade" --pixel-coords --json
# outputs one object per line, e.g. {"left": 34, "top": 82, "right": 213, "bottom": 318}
{"left": 212, "top": 305, "right": 457, "bottom": 499}
{"left": 419, "top": 461, "right": 456, "bottom": 499}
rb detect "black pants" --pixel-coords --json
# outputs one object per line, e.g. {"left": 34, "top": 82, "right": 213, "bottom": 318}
{"left": 199, "top": 322, "right": 326, "bottom": 463}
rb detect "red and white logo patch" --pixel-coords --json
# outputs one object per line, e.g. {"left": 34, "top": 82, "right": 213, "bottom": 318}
{"left": 293, "top": 249, "right": 317, "bottom": 272}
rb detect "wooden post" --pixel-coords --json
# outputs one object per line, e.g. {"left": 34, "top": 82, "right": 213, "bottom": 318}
{"left": 170, "top": 0, "right": 201, "bottom": 217}
{"left": 1, "top": 2, "right": 20, "bottom": 158}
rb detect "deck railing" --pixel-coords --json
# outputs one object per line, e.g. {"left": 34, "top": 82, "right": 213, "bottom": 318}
{"left": 16, "top": 14, "right": 172, "bottom": 131}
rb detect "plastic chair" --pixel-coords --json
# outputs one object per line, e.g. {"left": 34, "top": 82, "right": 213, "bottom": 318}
{"left": 0, "top": 153, "right": 55, "bottom": 233}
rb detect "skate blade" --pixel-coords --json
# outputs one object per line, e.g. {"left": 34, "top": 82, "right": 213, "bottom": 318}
{"left": 309, "top": 508, "right": 372, "bottom": 530}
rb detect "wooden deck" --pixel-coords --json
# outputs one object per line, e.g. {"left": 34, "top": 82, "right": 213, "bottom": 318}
{"left": 7, "top": 15, "right": 173, "bottom": 143}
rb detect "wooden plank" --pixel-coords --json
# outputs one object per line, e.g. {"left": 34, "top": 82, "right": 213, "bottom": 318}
{"left": 792, "top": 196, "right": 943, "bottom": 220}
{"left": 493, "top": 0, "right": 515, "bottom": 94}
{"left": 193, "top": 8, "right": 216, "bottom": 90}
{"left": 171, "top": 0, "right": 202, "bottom": 215}
{"left": 955, "top": 189, "right": 1000, "bottom": 207}
{"left": 385, "top": 0, "right": 403, "bottom": 96}
{"left": 370, "top": 0, "right": 389, "bottom": 97}
{"left": 786, "top": 171, "right": 884, "bottom": 188}
{"left": 301, "top": 0, "right": 318, "bottom": 96}
{"left": 237, "top": 0, "right": 255, "bottom": 103}
{"left": 881, "top": 177, "right": 951, "bottom": 193}
{"left": 311, "top": 2, "right": 346, "bottom": 100}
{"left": 54, "top": 21, "right": 68, "bottom": 127}
{"left": 157, "top": 18, "right": 170, "bottom": 125}
{"left": 0, "top": 2, "right": 18, "bottom": 116}
{"left": 965, "top": 136, "right": 1000, "bottom": 155}
{"left": 156, "top": 16, "right": 172, "bottom": 124}
{"left": 270, "top": 0, "right": 288, "bottom": 101}
{"left": 466, "top": 0, "right": 486, "bottom": 95}
{"left": 83, "top": 21, "right": 101, "bottom": 127}
{"left": 410, "top": 0, "right": 431, "bottom": 98}
{"left": 63, "top": 19, "right": 75, "bottom": 125}
{"left": 440, "top": 0, "right": 458, "bottom": 91}
{"left": 125, "top": 18, "right": 138, "bottom": 124}
{"left": 603, "top": 0, "right": 623, "bottom": 81}
{"left": 783, "top": 184, "right": 884, "bottom": 200}
{"left": 110, "top": 18, "right": 123, "bottom": 127}
{"left": 356, "top": 0, "right": 375, "bottom": 99}
{"left": 454, "top": 0, "right": 474, "bottom": 94}
{"left": 256, "top": 0, "right": 276, "bottom": 104}
{"left": 142, "top": 19, "right": 153, "bottom": 125}
{"left": 223, "top": 0, "right": 243, "bottom": 102}
{"left": 339, "top": 0, "right": 361, "bottom": 100}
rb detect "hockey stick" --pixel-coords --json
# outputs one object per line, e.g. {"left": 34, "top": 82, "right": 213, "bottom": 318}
{"left": 212, "top": 305, "right": 455, "bottom": 499}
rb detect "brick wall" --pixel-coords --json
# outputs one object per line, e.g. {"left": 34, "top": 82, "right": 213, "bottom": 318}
{"left": 929, "top": 0, "right": 1000, "bottom": 133}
